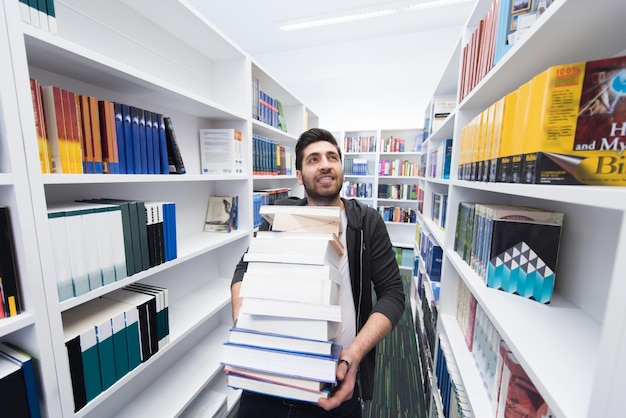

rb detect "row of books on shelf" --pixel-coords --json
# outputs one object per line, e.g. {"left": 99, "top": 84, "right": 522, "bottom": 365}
{"left": 427, "top": 138, "right": 453, "bottom": 180}
{"left": 432, "top": 335, "right": 472, "bottom": 418}
{"left": 459, "top": 0, "right": 555, "bottom": 101}
{"left": 458, "top": 54, "right": 626, "bottom": 186}
{"left": 423, "top": 98, "right": 456, "bottom": 140}
{"left": 199, "top": 129, "right": 244, "bottom": 175}
{"left": 454, "top": 280, "right": 555, "bottom": 417}
{"left": 417, "top": 225, "right": 443, "bottom": 283}
{"left": 416, "top": 276, "right": 439, "bottom": 363}
{"left": 30, "top": 79, "right": 185, "bottom": 175}
{"left": 341, "top": 181, "right": 373, "bottom": 199}
{"left": 454, "top": 202, "right": 563, "bottom": 304}
{"left": 251, "top": 76, "right": 287, "bottom": 132}
{"left": 252, "top": 133, "right": 293, "bottom": 176}
{"left": 252, "top": 188, "right": 292, "bottom": 228}
{"left": 379, "top": 135, "right": 412, "bottom": 153}
{"left": 0, "top": 341, "right": 41, "bottom": 417}
{"left": 223, "top": 206, "right": 345, "bottom": 403}
{"left": 48, "top": 199, "right": 177, "bottom": 302}
{"left": 413, "top": 277, "right": 437, "bottom": 413}
{"left": 62, "top": 284, "right": 169, "bottom": 412}
{"left": 19, "top": 0, "right": 57, "bottom": 34}
{"left": 343, "top": 135, "right": 376, "bottom": 153}
{"left": 344, "top": 158, "right": 371, "bottom": 176}
{"left": 377, "top": 205, "right": 417, "bottom": 224}
{"left": 379, "top": 158, "right": 419, "bottom": 177}
{"left": 377, "top": 183, "right": 419, "bottom": 201}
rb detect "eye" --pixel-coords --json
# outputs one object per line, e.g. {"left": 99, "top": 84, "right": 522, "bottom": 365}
{"left": 328, "top": 155, "right": 339, "bottom": 161}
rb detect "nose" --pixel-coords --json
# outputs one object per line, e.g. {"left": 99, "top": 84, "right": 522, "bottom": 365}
{"left": 319, "top": 156, "right": 333, "bottom": 169}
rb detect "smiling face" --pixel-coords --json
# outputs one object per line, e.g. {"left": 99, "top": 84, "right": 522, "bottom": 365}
{"left": 296, "top": 140, "right": 344, "bottom": 207}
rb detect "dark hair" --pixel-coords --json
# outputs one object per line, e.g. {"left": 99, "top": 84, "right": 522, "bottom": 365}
{"left": 295, "top": 128, "right": 342, "bottom": 171}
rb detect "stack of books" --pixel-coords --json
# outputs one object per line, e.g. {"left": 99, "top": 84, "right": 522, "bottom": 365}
{"left": 222, "top": 205, "right": 345, "bottom": 403}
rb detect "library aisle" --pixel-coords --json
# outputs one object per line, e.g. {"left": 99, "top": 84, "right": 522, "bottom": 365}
{"left": 364, "top": 271, "right": 426, "bottom": 418}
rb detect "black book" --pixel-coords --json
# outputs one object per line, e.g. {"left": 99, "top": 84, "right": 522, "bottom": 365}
{"left": 65, "top": 335, "right": 87, "bottom": 412}
{"left": 163, "top": 117, "right": 185, "bottom": 174}
{"left": 0, "top": 354, "right": 30, "bottom": 416}
{"left": 0, "top": 207, "right": 22, "bottom": 317}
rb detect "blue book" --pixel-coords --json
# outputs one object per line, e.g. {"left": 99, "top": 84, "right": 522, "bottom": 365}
{"left": 122, "top": 105, "right": 134, "bottom": 174}
{"left": 145, "top": 111, "right": 155, "bottom": 174}
{"left": 138, "top": 109, "right": 148, "bottom": 174}
{"left": 113, "top": 102, "right": 126, "bottom": 174}
{"left": 130, "top": 107, "right": 141, "bottom": 174}
{"left": 222, "top": 342, "right": 341, "bottom": 383}
{"left": 150, "top": 112, "right": 161, "bottom": 174}
{"left": 493, "top": 0, "right": 512, "bottom": 66}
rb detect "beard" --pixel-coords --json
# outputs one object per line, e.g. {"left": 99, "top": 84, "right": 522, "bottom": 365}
{"left": 300, "top": 171, "right": 344, "bottom": 205}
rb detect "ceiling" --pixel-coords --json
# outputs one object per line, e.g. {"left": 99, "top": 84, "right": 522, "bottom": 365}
{"left": 188, "top": 0, "right": 474, "bottom": 55}
{"left": 186, "top": 0, "right": 476, "bottom": 129}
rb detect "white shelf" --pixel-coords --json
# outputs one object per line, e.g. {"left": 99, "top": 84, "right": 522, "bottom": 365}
{"left": 115, "top": 325, "right": 231, "bottom": 418}
{"left": 420, "top": 0, "right": 626, "bottom": 416}
{"left": 0, "top": 0, "right": 319, "bottom": 415}
{"left": 439, "top": 315, "right": 492, "bottom": 417}
{"left": 448, "top": 252, "right": 599, "bottom": 417}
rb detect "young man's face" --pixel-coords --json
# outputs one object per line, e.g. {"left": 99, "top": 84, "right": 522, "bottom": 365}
{"left": 296, "top": 140, "right": 344, "bottom": 206}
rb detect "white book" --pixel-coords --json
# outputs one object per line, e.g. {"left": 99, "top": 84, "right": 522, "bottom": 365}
{"left": 240, "top": 273, "right": 340, "bottom": 305}
{"left": 260, "top": 205, "right": 341, "bottom": 235}
{"left": 55, "top": 205, "right": 90, "bottom": 296}
{"left": 222, "top": 342, "right": 340, "bottom": 383}
{"left": 237, "top": 312, "right": 339, "bottom": 342}
{"left": 228, "top": 328, "right": 333, "bottom": 357}
{"left": 226, "top": 372, "right": 330, "bottom": 404}
{"left": 48, "top": 208, "right": 73, "bottom": 301}
{"left": 106, "top": 206, "right": 127, "bottom": 281}
{"left": 245, "top": 262, "right": 341, "bottom": 284}
{"left": 199, "top": 128, "right": 243, "bottom": 175}
{"left": 224, "top": 364, "right": 329, "bottom": 392}
{"left": 245, "top": 234, "right": 341, "bottom": 267}
{"left": 240, "top": 297, "right": 341, "bottom": 323}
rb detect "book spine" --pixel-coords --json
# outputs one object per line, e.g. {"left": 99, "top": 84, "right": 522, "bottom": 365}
{"left": 163, "top": 117, "right": 185, "bottom": 174}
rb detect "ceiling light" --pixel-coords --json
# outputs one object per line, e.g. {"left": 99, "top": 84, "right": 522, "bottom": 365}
{"left": 279, "top": 0, "right": 474, "bottom": 31}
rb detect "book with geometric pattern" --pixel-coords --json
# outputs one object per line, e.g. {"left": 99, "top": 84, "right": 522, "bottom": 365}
{"left": 486, "top": 216, "right": 562, "bottom": 304}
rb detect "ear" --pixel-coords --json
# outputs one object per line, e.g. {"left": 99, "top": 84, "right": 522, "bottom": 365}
{"left": 296, "top": 170, "right": 304, "bottom": 185}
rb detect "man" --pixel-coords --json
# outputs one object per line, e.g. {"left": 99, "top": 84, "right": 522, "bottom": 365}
{"left": 231, "top": 128, "right": 406, "bottom": 417}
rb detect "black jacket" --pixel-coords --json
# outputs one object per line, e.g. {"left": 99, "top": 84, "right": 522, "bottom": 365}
{"left": 232, "top": 197, "right": 406, "bottom": 400}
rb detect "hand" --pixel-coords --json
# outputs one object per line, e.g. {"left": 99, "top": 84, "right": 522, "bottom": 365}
{"left": 317, "top": 356, "right": 357, "bottom": 411}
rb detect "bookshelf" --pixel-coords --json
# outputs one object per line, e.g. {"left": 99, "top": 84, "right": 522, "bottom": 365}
{"left": 251, "top": 62, "right": 319, "bottom": 201}
{"left": 414, "top": 0, "right": 626, "bottom": 417}
{"left": 338, "top": 128, "right": 423, "bottom": 248}
{"left": 0, "top": 0, "right": 317, "bottom": 416}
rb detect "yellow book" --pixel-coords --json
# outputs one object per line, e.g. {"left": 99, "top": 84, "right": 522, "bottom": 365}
{"left": 496, "top": 89, "right": 518, "bottom": 182}
{"left": 490, "top": 96, "right": 506, "bottom": 182}
{"left": 520, "top": 55, "right": 626, "bottom": 185}
{"left": 41, "top": 85, "right": 71, "bottom": 173}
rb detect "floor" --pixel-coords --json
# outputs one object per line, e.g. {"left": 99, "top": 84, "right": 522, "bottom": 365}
{"left": 363, "top": 272, "right": 427, "bottom": 418}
